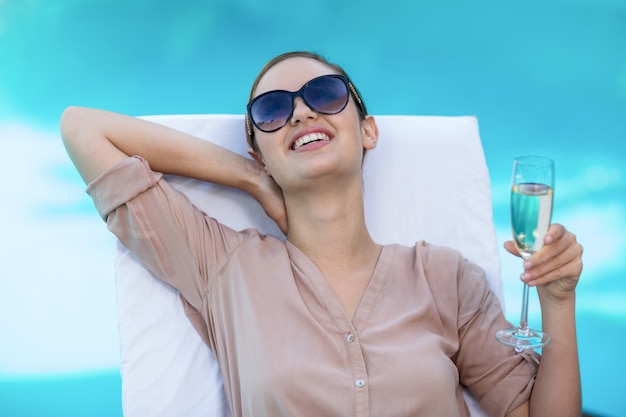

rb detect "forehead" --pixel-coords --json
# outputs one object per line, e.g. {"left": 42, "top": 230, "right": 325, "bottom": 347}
{"left": 254, "top": 57, "right": 340, "bottom": 96}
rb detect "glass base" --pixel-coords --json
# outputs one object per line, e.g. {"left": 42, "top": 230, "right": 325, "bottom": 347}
{"left": 496, "top": 327, "right": 550, "bottom": 352}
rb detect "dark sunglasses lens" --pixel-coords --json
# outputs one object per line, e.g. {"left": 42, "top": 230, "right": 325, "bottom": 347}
{"left": 251, "top": 92, "right": 293, "bottom": 132}
{"left": 304, "top": 76, "right": 349, "bottom": 114}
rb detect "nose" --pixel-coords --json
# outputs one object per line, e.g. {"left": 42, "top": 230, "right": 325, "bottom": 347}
{"left": 290, "top": 97, "right": 317, "bottom": 126}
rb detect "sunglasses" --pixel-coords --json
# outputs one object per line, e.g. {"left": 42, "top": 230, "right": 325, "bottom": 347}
{"left": 246, "top": 74, "right": 364, "bottom": 134}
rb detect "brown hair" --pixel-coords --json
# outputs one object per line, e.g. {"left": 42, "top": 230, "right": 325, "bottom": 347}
{"left": 245, "top": 51, "right": 368, "bottom": 150}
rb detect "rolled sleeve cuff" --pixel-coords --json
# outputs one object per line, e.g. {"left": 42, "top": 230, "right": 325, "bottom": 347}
{"left": 86, "top": 156, "right": 163, "bottom": 221}
{"left": 479, "top": 351, "right": 539, "bottom": 416}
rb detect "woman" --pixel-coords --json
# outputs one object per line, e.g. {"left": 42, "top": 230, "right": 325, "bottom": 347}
{"left": 61, "top": 51, "right": 583, "bottom": 417}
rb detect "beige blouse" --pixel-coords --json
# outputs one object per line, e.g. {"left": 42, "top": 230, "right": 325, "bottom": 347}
{"left": 88, "top": 156, "right": 539, "bottom": 417}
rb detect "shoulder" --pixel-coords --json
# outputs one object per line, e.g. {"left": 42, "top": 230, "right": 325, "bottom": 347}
{"left": 221, "top": 228, "right": 288, "bottom": 266}
{"left": 415, "top": 241, "right": 464, "bottom": 263}
{"left": 409, "top": 241, "right": 466, "bottom": 276}
{"left": 401, "top": 241, "right": 488, "bottom": 295}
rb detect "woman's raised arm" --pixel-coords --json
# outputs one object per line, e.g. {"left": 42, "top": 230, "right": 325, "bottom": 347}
{"left": 61, "top": 106, "right": 252, "bottom": 185}
{"left": 60, "top": 107, "right": 287, "bottom": 232}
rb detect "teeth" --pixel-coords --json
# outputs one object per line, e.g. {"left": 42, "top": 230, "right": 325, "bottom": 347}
{"left": 293, "top": 132, "right": 330, "bottom": 150}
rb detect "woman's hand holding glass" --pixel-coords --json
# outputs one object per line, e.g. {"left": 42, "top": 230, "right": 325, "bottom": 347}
{"left": 504, "top": 224, "right": 582, "bottom": 302}
{"left": 496, "top": 156, "right": 554, "bottom": 350}
{"left": 497, "top": 155, "right": 583, "bottom": 351}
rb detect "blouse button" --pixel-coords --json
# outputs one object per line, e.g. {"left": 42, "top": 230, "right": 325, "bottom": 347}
{"left": 346, "top": 333, "right": 355, "bottom": 343}
{"left": 355, "top": 379, "right": 366, "bottom": 388}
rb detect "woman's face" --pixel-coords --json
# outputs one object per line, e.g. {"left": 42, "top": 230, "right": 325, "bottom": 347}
{"left": 250, "top": 57, "right": 377, "bottom": 192}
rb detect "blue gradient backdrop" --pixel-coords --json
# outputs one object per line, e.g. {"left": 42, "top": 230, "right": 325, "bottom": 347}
{"left": 1, "top": 1, "right": 624, "bottom": 416}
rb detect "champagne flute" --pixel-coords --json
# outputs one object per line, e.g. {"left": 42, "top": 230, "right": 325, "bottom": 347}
{"left": 496, "top": 155, "right": 554, "bottom": 351}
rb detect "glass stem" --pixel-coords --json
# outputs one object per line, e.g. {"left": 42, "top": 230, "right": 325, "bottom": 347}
{"left": 518, "top": 282, "right": 530, "bottom": 333}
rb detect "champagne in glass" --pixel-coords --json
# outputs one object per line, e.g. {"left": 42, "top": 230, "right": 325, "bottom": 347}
{"left": 511, "top": 183, "right": 553, "bottom": 257}
{"left": 496, "top": 156, "right": 554, "bottom": 351}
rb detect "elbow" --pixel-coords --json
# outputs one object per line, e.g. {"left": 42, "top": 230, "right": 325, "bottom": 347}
{"left": 59, "top": 106, "right": 86, "bottom": 144}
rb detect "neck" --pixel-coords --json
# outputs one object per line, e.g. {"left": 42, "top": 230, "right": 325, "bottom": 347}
{"left": 285, "top": 178, "right": 379, "bottom": 268}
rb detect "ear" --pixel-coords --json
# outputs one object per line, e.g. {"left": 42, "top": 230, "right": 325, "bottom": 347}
{"left": 361, "top": 115, "right": 379, "bottom": 150}
{"left": 247, "top": 148, "right": 272, "bottom": 176}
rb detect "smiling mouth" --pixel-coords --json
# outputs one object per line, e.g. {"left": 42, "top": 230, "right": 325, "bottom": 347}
{"left": 292, "top": 132, "right": 331, "bottom": 150}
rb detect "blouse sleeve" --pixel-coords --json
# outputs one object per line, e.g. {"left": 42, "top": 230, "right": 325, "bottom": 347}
{"left": 453, "top": 253, "right": 540, "bottom": 416}
{"left": 421, "top": 243, "right": 539, "bottom": 417}
{"left": 86, "top": 156, "right": 251, "bottom": 312}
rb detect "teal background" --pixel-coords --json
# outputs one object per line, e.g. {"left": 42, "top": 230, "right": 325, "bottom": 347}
{"left": 1, "top": 0, "right": 624, "bottom": 416}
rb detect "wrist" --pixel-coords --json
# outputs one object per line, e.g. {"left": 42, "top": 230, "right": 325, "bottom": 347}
{"left": 537, "top": 286, "right": 576, "bottom": 309}
{"left": 538, "top": 289, "right": 576, "bottom": 333}
{"left": 241, "top": 158, "right": 268, "bottom": 198}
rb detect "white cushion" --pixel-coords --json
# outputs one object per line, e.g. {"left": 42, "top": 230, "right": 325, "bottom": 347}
{"left": 115, "top": 114, "right": 500, "bottom": 417}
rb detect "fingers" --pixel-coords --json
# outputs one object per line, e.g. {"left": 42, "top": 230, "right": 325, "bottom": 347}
{"left": 503, "top": 224, "right": 567, "bottom": 258}
{"left": 503, "top": 240, "right": 521, "bottom": 257}
{"left": 525, "top": 224, "right": 572, "bottom": 269}
{"left": 522, "top": 224, "right": 583, "bottom": 287}
{"left": 543, "top": 223, "right": 566, "bottom": 245}
{"left": 522, "top": 241, "right": 583, "bottom": 287}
